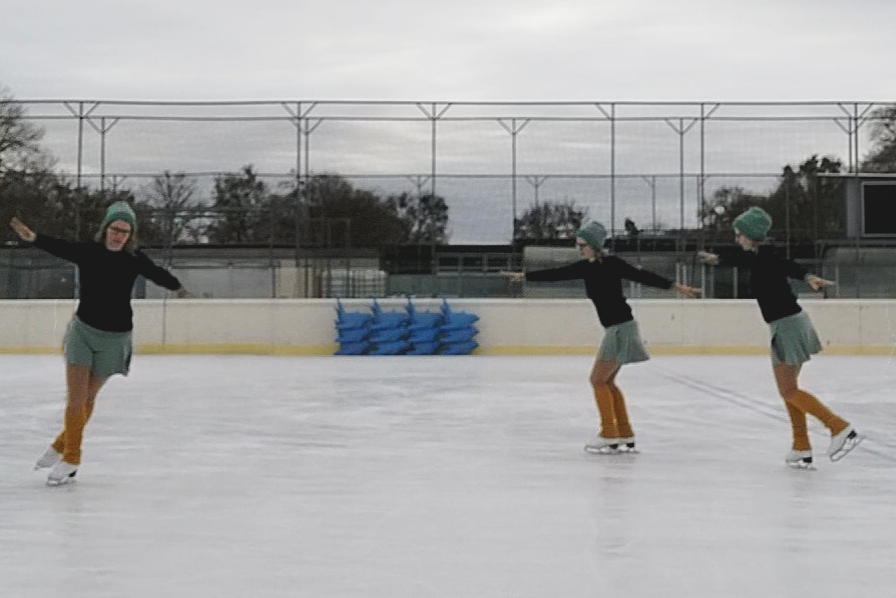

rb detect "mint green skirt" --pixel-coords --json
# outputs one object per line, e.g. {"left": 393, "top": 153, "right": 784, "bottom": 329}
{"left": 598, "top": 319, "right": 650, "bottom": 364}
{"left": 63, "top": 316, "right": 133, "bottom": 377}
{"left": 769, "top": 311, "right": 822, "bottom": 366}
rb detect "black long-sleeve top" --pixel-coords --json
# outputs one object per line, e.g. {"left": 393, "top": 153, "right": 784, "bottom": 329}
{"left": 525, "top": 256, "right": 673, "bottom": 328}
{"left": 33, "top": 234, "right": 182, "bottom": 332}
{"left": 718, "top": 245, "right": 808, "bottom": 324}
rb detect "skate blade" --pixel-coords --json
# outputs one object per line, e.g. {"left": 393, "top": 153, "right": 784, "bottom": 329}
{"left": 46, "top": 478, "right": 76, "bottom": 487}
{"left": 584, "top": 446, "right": 638, "bottom": 455}
{"left": 786, "top": 462, "right": 817, "bottom": 471}
{"left": 46, "top": 472, "right": 78, "bottom": 487}
{"left": 584, "top": 446, "right": 618, "bottom": 455}
{"left": 830, "top": 434, "right": 864, "bottom": 462}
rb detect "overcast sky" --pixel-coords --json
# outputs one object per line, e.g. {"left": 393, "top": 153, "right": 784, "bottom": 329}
{"left": 3, "top": 0, "right": 895, "bottom": 243}
{"left": 4, "top": 0, "right": 895, "bottom": 102}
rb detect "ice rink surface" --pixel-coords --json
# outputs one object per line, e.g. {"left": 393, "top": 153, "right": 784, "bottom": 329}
{"left": 1, "top": 353, "right": 895, "bottom": 598}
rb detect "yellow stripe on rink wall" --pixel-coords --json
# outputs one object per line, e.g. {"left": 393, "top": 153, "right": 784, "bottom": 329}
{"left": 479, "top": 345, "right": 772, "bottom": 356}
{"left": 137, "top": 344, "right": 337, "bottom": 355}
{"left": 0, "top": 347, "right": 63, "bottom": 355}
{"left": 480, "top": 345, "right": 896, "bottom": 356}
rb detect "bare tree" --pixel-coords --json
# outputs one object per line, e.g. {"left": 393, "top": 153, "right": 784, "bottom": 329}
{"left": 863, "top": 104, "right": 896, "bottom": 173}
{"left": 206, "top": 165, "right": 269, "bottom": 244}
{"left": 0, "top": 85, "right": 44, "bottom": 176}
{"left": 386, "top": 192, "right": 450, "bottom": 244}
{"left": 514, "top": 199, "right": 587, "bottom": 240}
{"left": 141, "top": 171, "right": 206, "bottom": 253}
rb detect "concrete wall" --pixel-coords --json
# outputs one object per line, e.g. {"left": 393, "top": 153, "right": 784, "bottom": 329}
{"left": 1, "top": 298, "right": 895, "bottom": 355}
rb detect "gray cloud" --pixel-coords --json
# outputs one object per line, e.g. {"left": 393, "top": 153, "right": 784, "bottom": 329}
{"left": 5, "top": 0, "right": 896, "bottom": 101}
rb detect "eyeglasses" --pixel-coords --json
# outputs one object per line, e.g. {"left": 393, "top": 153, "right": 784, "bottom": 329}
{"left": 108, "top": 225, "right": 132, "bottom": 235}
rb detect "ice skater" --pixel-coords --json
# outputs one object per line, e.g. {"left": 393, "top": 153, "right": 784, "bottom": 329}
{"left": 698, "top": 206, "right": 861, "bottom": 468}
{"left": 502, "top": 221, "right": 699, "bottom": 454}
{"left": 9, "top": 202, "right": 193, "bottom": 485}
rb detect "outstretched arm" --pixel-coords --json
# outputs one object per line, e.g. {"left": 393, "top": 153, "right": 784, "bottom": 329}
{"left": 499, "top": 264, "right": 587, "bottom": 283}
{"left": 613, "top": 257, "right": 700, "bottom": 297}
{"left": 10, "top": 217, "right": 88, "bottom": 263}
{"left": 776, "top": 254, "right": 832, "bottom": 291}
{"left": 698, "top": 250, "right": 749, "bottom": 268}
{"left": 136, "top": 251, "right": 193, "bottom": 297}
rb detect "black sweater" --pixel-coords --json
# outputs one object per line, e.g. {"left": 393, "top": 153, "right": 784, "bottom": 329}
{"left": 718, "top": 245, "right": 808, "bottom": 324}
{"left": 33, "top": 234, "right": 182, "bottom": 332}
{"left": 525, "top": 256, "right": 673, "bottom": 328}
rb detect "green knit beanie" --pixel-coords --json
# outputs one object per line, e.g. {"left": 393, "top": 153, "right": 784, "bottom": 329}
{"left": 100, "top": 201, "right": 137, "bottom": 233}
{"left": 575, "top": 221, "right": 607, "bottom": 250}
{"left": 733, "top": 207, "right": 771, "bottom": 241}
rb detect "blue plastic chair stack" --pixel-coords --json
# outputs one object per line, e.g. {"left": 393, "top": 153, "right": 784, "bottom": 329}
{"left": 438, "top": 299, "right": 480, "bottom": 355}
{"left": 405, "top": 299, "right": 444, "bottom": 355}
{"left": 334, "top": 299, "right": 373, "bottom": 355}
{"left": 366, "top": 299, "right": 411, "bottom": 355}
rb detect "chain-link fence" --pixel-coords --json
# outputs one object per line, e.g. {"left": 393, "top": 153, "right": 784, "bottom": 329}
{"left": 2, "top": 100, "right": 894, "bottom": 298}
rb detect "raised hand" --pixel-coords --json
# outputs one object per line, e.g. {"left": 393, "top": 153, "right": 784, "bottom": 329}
{"left": 674, "top": 282, "right": 701, "bottom": 298}
{"left": 805, "top": 274, "right": 835, "bottom": 291}
{"left": 499, "top": 271, "right": 525, "bottom": 283}
{"left": 697, "top": 251, "right": 719, "bottom": 265}
{"left": 9, "top": 217, "right": 36, "bottom": 242}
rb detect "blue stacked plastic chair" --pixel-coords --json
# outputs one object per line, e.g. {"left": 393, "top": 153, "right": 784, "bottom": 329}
{"left": 334, "top": 299, "right": 373, "bottom": 355}
{"left": 367, "top": 299, "right": 411, "bottom": 355}
{"left": 405, "top": 298, "right": 444, "bottom": 355}
{"left": 437, "top": 299, "right": 480, "bottom": 355}
{"left": 334, "top": 298, "right": 480, "bottom": 356}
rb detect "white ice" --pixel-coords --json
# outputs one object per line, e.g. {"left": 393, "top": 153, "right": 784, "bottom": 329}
{"left": 1, "top": 354, "right": 895, "bottom": 598}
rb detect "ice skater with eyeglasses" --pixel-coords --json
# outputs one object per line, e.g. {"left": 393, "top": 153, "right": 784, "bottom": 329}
{"left": 698, "top": 206, "right": 862, "bottom": 468}
{"left": 502, "top": 221, "right": 700, "bottom": 454}
{"left": 9, "top": 202, "right": 193, "bottom": 485}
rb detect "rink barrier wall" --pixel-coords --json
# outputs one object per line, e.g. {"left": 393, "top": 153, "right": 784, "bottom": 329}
{"left": 1, "top": 298, "right": 895, "bottom": 356}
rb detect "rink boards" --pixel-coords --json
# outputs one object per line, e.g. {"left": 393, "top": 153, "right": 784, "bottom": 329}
{"left": 1, "top": 298, "right": 895, "bottom": 356}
